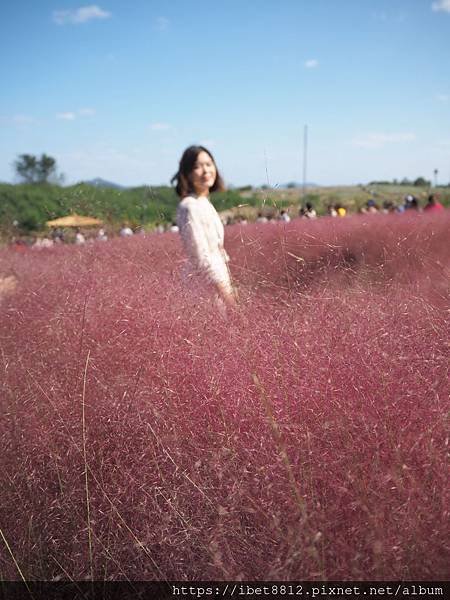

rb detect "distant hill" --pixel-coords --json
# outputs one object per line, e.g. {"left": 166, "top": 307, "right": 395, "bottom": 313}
{"left": 82, "top": 177, "right": 126, "bottom": 190}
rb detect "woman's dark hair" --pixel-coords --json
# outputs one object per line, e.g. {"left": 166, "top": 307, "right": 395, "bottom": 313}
{"left": 171, "top": 145, "right": 225, "bottom": 198}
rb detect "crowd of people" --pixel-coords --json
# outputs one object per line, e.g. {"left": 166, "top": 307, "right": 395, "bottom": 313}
{"left": 9, "top": 221, "right": 180, "bottom": 251}
{"left": 223, "top": 193, "right": 445, "bottom": 226}
{"left": 316, "top": 193, "right": 444, "bottom": 217}
{"left": 359, "top": 193, "right": 445, "bottom": 215}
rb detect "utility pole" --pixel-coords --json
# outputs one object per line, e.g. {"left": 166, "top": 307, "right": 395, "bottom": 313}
{"left": 302, "top": 124, "right": 308, "bottom": 201}
{"left": 433, "top": 168, "right": 438, "bottom": 187}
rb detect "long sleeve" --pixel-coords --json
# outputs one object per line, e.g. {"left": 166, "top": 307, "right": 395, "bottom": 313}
{"left": 177, "top": 197, "right": 231, "bottom": 289}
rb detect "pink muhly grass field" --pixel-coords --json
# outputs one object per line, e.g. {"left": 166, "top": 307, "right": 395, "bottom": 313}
{"left": 0, "top": 212, "right": 449, "bottom": 581}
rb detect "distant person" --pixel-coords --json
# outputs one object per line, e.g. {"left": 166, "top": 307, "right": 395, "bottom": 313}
{"left": 41, "top": 237, "right": 54, "bottom": 248}
{"left": 10, "top": 238, "right": 28, "bottom": 252}
{"left": 326, "top": 204, "right": 338, "bottom": 217}
{"left": 33, "top": 237, "right": 54, "bottom": 249}
{"left": 363, "top": 199, "right": 379, "bottom": 214}
{"left": 335, "top": 204, "right": 346, "bottom": 217}
{"left": 51, "top": 227, "right": 64, "bottom": 243}
{"left": 304, "top": 202, "right": 317, "bottom": 219}
{"left": 97, "top": 228, "right": 108, "bottom": 241}
{"left": 120, "top": 224, "right": 133, "bottom": 237}
{"left": 75, "top": 229, "right": 85, "bottom": 245}
{"left": 404, "top": 195, "right": 419, "bottom": 211}
{"left": 256, "top": 212, "right": 268, "bottom": 223}
{"left": 173, "top": 145, "right": 237, "bottom": 308}
{"left": 382, "top": 200, "right": 395, "bottom": 214}
{"left": 169, "top": 222, "right": 179, "bottom": 233}
{"left": 279, "top": 210, "right": 291, "bottom": 222}
{"left": 424, "top": 194, "right": 444, "bottom": 213}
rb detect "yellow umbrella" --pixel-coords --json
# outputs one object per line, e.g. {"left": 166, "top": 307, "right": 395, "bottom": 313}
{"left": 46, "top": 214, "right": 103, "bottom": 227}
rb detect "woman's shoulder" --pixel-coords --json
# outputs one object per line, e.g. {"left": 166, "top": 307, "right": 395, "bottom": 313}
{"left": 178, "top": 195, "right": 210, "bottom": 214}
{"left": 177, "top": 195, "right": 194, "bottom": 210}
{"left": 177, "top": 197, "right": 202, "bottom": 228}
{"left": 178, "top": 195, "right": 197, "bottom": 215}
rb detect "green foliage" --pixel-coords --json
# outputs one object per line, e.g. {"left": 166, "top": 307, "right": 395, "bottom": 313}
{"left": 20, "top": 212, "right": 41, "bottom": 231}
{"left": 36, "top": 154, "right": 57, "bottom": 183}
{"left": 0, "top": 183, "right": 184, "bottom": 232}
{"left": 210, "top": 190, "right": 249, "bottom": 212}
{"left": 413, "top": 177, "right": 431, "bottom": 187}
{"left": 1, "top": 182, "right": 448, "bottom": 235}
{"left": 14, "top": 153, "right": 61, "bottom": 185}
{"left": 14, "top": 154, "right": 37, "bottom": 184}
{"left": 0, "top": 183, "right": 257, "bottom": 233}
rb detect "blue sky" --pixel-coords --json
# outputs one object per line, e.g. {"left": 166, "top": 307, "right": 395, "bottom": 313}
{"left": 1, "top": 0, "right": 449, "bottom": 187}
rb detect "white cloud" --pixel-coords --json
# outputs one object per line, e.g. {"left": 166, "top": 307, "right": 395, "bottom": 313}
{"left": 155, "top": 16, "right": 170, "bottom": 31}
{"left": 150, "top": 122, "right": 171, "bottom": 131}
{"left": 0, "top": 114, "right": 39, "bottom": 128}
{"left": 53, "top": 5, "right": 111, "bottom": 25}
{"left": 56, "top": 112, "right": 76, "bottom": 121}
{"left": 78, "top": 108, "right": 96, "bottom": 116}
{"left": 305, "top": 59, "right": 319, "bottom": 69}
{"left": 432, "top": 0, "right": 450, "bottom": 12}
{"left": 11, "top": 114, "right": 37, "bottom": 125}
{"left": 351, "top": 132, "right": 416, "bottom": 149}
{"left": 436, "top": 93, "right": 449, "bottom": 102}
{"left": 56, "top": 109, "right": 96, "bottom": 120}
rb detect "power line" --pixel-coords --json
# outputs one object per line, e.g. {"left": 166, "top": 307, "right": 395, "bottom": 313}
{"left": 302, "top": 124, "right": 308, "bottom": 202}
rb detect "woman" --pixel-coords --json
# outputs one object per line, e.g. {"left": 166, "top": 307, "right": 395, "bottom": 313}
{"left": 172, "top": 145, "right": 236, "bottom": 308}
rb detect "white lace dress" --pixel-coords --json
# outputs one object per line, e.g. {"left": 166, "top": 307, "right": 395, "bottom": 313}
{"left": 176, "top": 195, "right": 232, "bottom": 294}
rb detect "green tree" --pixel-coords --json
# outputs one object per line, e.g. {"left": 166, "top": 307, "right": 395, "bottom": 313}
{"left": 14, "top": 153, "right": 62, "bottom": 184}
{"left": 36, "top": 154, "right": 57, "bottom": 183}
{"left": 413, "top": 176, "right": 430, "bottom": 187}
{"left": 14, "top": 154, "right": 38, "bottom": 183}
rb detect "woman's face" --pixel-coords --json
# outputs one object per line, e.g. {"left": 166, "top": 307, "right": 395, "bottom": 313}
{"left": 189, "top": 151, "right": 217, "bottom": 196}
